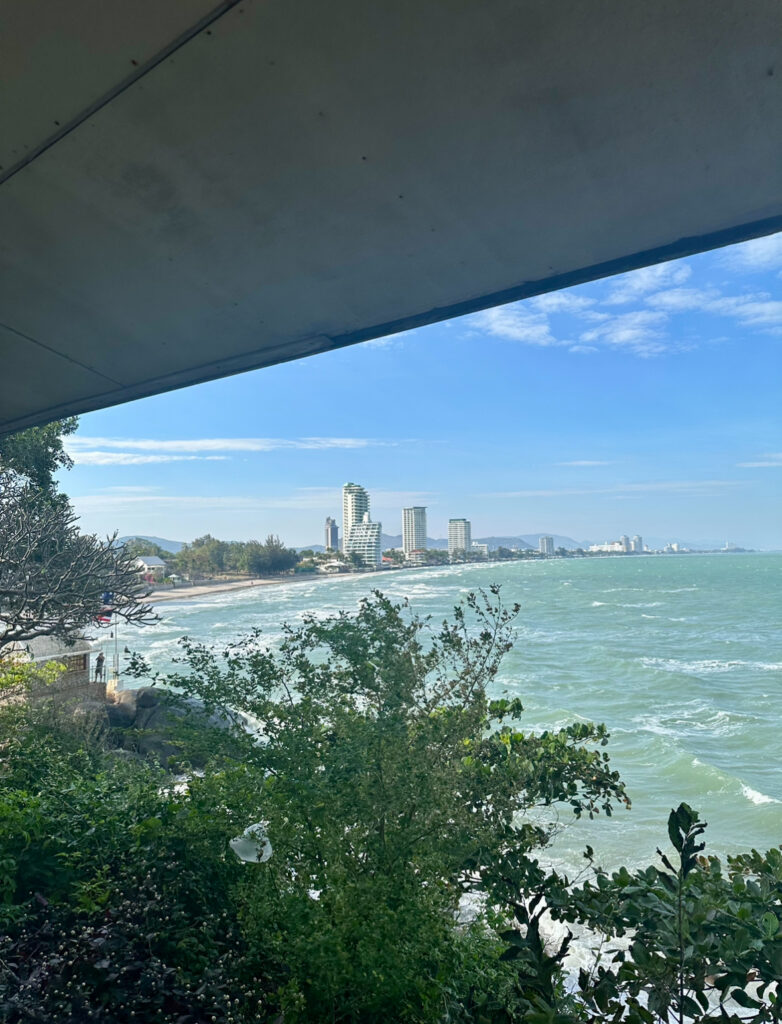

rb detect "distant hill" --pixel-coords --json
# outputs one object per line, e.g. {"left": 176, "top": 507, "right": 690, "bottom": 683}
{"left": 303, "top": 534, "right": 590, "bottom": 552}
{"left": 117, "top": 535, "right": 185, "bottom": 554}
{"left": 475, "top": 536, "right": 536, "bottom": 550}
{"left": 516, "top": 534, "right": 586, "bottom": 550}
{"left": 380, "top": 534, "right": 586, "bottom": 551}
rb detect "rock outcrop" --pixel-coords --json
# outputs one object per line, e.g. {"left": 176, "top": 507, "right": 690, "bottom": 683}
{"left": 105, "top": 686, "right": 243, "bottom": 763}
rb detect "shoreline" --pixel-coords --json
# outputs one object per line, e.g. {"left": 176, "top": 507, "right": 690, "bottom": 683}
{"left": 146, "top": 548, "right": 766, "bottom": 606}
{"left": 146, "top": 569, "right": 381, "bottom": 604}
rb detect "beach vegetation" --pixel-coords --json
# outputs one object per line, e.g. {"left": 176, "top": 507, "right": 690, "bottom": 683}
{"left": 1, "top": 589, "right": 781, "bottom": 1022}
{"left": 169, "top": 532, "right": 299, "bottom": 579}
{"left": 0, "top": 416, "right": 78, "bottom": 493}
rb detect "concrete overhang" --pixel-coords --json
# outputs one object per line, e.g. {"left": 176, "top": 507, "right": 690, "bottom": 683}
{"left": 2, "top": 0, "right": 781, "bottom": 434}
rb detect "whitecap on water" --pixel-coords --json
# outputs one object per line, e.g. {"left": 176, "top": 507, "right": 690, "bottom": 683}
{"left": 641, "top": 657, "right": 782, "bottom": 675}
{"left": 741, "top": 784, "right": 781, "bottom": 806}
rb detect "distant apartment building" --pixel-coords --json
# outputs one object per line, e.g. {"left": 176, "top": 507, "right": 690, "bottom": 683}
{"left": 402, "top": 506, "right": 427, "bottom": 555}
{"left": 324, "top": 516, "right": 339, "bottom": 551}
{"left": 539, "top": 535, "right": 554, "bottom": 556}
{"left": 588, "top": 540, "right": 625, "bottom": 553}
{"left": 134, "top": 555, "right": 167, "bottom": 581}
{"left": 631, "top": 535, "right": 643, "bottom": 553}
{"left": 345, "top": 512, "right": 382, "bottom": 568}
{"left": 472, "top": 543, "right": 489, "bottom": 558}
{"left": 620, "top": 534, "right": 631, "bottom": 553}
{"left": 448, "top": 518, "right": 472, "bottom": 557}
{"left": 342, "top": 482, "right": 370, "bottom": 552}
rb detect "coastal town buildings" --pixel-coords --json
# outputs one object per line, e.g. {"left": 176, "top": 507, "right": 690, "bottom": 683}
{"left": 342, "top": 483, "right": 369, "bottom": 553}
{"left": 589, "top": 536, "right": 642, "bottom": 553}
{"left": 472, "top": 543, "right": 489, "bottom": 558}
{"left": 345, "top": 512, "right": 382, "bottom": 568}
{"left": 324, "top": 516, "right": 339, "bottom": 551}
{"left": 448, "top": 518, "right": 472, "bottom": 558}
{"left": 539, "top": 535, "right": 554, "bottom": 556}
{"left": 2, "top": 636, "right": 100, "bottom": 704}
{"left": 134, "top": 555, "right": 167, "bottom": 582}
{"left": 402, "top": 506, "right": 427, "bottom": 556}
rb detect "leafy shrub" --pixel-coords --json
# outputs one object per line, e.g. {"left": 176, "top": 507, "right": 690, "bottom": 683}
{"left": 2, "top": 590, "right": 780, "bottom": 1022}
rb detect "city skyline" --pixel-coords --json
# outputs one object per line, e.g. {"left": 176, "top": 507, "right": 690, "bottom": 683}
{"left": 60, "top": 233, "right": 782, "bottom": 550}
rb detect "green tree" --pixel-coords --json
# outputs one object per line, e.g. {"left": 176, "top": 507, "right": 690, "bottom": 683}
{"left": 423, "top": 547, "right": 450, "bottom": 565}
{"left": 123, "top": 538, "right": 174, "bottom": 560}
{"left": 0, "top": 472, "right": 155, "bottom": 653}
{"left": 0, "top": 417, "right": 78, "bottom": 492}
{"left": 129, "top": 588, "right": 628, "bottom": 1021}
{"left": 545, "top": 804, "right": 782, "bottom": 1024}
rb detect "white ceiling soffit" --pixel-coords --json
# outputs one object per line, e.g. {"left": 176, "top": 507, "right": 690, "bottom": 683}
{"left": 1, "top": 0, "right": 781, "bottom": 434}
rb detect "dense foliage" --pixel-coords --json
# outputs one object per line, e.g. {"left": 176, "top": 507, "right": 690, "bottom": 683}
{"left": 1, "top": 591, "right": 780, "bottom": 1022}
{"left": 0, "top": 417, "right": 78, "bottom": 493}
{"left": 167, "top": 533, "right": 299, "bottom": 578}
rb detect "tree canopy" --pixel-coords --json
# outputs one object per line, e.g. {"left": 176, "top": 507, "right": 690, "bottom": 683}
{"left": 0, "top": 417, "right": 78, "bottom": 492}
{"left": 2, "top": 590, "right": 781, "bottom": 1022}
{"left": 170, "top": 533, "right": 299, "bottom": 578}
{"left": 0, "top": 472, "right": 155, "bottom": 653}
{"left": 0, "top": 419, "right": 154, "bottom": 656}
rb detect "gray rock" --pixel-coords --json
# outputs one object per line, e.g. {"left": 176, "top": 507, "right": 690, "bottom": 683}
{"left": 105, "top": 686, "right": 242, "bottom": 764}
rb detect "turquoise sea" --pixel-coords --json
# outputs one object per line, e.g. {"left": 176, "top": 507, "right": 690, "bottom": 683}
{"left": 113, "top": 552, "right": 782, "bottom": 876}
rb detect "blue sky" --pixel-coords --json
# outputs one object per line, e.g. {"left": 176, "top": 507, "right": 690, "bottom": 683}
{"left": 63, "top": 233, "right": 782, "bottom": 549}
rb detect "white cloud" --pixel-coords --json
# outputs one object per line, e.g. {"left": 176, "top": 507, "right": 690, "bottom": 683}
{"left": 470, "top": 306, "right": 560, "bottom": 347}
{"left": 483, "top": 480, "right": 736, "bottom": 498}
{"left": 362, "top": 337, "right": 399, "bottom": 349}
{"left": 71, "top": 488, "right": 435, "bottom": 516}
{"left": 605, "top": 263, "right": 691, "bottom": 305}
{"left": 103, "top": 486, "right": 161, "bottom": 494}
{"left": 67, "top": 436, "right": 399, "bottom": 454}
{"left": 556, "top": 460, "right": 614, "bottom": 467}
{"left": 709, "top": 295, "right": 782, "bottom": 331}
{"left": 721, "top": 232, "right": 782, "bottom": 271}
{"left": 618, "top": 480, "right": 737, "bottom": 493}
{"left": 470, "top": 243, "right": 781, "bottom": 359}
{"left": 580, "top": 310, "right": 669, "bottom": 356}
{"left": 71, "top": 452, "right": 228, "bottom": 466}
{"left": 646, "top": 287, "right": 782, "bottom": 334}
{"left": 737, "top": 452, "right": 782, "bottom": 468}
{"left": 528, "top": 292, "right": 594, "bottom": 314}
{"left": 645, "top": 287, "right": 718, "bottom": 313}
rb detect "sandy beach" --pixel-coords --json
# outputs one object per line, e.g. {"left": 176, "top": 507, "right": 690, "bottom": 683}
{"left": 146, "top": 570, "right": 381, "bottom": 604}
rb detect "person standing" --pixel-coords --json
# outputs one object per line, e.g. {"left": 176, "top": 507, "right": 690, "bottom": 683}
{"left": 95, "top": 651, "right": 105, "bottom": 682}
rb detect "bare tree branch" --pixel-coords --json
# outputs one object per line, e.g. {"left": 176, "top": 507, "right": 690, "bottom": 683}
{"left": 0, "top": 472, "right": 156, "bottom": 655}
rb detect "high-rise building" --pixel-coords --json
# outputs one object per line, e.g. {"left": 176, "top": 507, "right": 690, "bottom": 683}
{"left": 345, "top": 512, "right": 382, "bottom": 568}
{"left": 631, "top": 535, "right": 643, "bottom": 553}
{"left": 620, "top": 534, "right": 631, "bottom": 553}
{"left": 342, "top": 482, "right": 369, "bottom": 552}
{"left": 448, "top": 518, "right": 472, "bottom": 558}
{"left": 324, "top": 516, "right": 339, "bottom": 551}
{"left": 539, "top": 535, "right": 554, "bottom": 556}
{"left": 402, "top": 506, "right": 427, "bottom": 555}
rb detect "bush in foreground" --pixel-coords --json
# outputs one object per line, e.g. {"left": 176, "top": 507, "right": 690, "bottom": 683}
{"left": 1, "top": 590, "right": 780, "bottom": 1022}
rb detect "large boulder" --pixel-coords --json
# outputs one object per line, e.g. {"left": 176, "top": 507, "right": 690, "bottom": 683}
{"left": 105, "top": 686, "right": 243, "bottom": 764}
